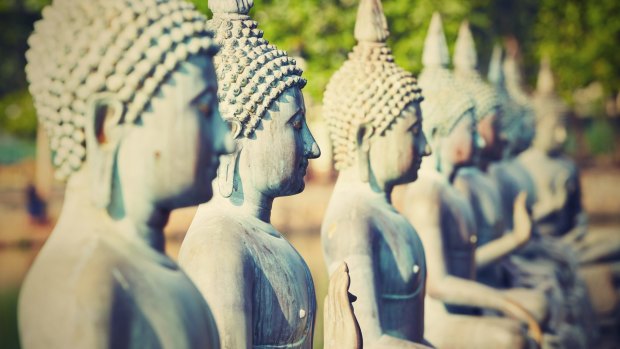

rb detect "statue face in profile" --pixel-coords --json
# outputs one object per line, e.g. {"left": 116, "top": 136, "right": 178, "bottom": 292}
{"left": 535, "top": 115, "right": 567, "bottom": 154}
{"left": 437, "top": 110, "right": 477, "bottom": 168}
{"left": 221, "top": 86, "right": 320, "bottom": 199}
{"left": 89, "top": 55, "right": 230, "bottom": 211}
{"left": 365, "top": 103, "right": 430, "bottom": 187}
{"left": 478, "top": 110, "right": 504, "bottom": 161}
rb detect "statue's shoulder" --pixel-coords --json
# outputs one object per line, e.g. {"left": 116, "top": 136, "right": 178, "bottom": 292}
{"left": 181, "top": 203, "right": 258, "bottom": 270}
{"left": 186, "top": 203, "right": 247, "bottom": 240}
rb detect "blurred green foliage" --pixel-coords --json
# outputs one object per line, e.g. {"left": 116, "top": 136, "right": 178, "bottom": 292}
{"left": 585, "top": 118, "right": 616, "bottom": 156}
{"left": 0, "top": 288, "right": 20, "bottom": 349}
{"left": 0, "top": 0, "right": 618, "bottom": 157}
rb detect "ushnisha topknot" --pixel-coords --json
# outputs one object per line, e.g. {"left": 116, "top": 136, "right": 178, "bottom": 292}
{"left": 26, "top": 0, "right": 218, "bottom": 181}
{"left": 418, "top": 13, "right": 475, "bottom": 137}
{"left": 207, "top": 0, "right": 306, "bottom": 137}
{"left": 323, "top": 0, "right": 423, "bottom": 170}
{"left": 532, "top": 57, "right": 568, "bottom": 121}
{"left": 487, "top": 45, "right": 521, "bottom": 134}
{"left": 453, "top": 21, "right": 499, "bottom": 121}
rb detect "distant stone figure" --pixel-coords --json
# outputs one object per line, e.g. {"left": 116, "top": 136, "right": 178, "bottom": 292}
{"left": 321, "top": 0, "right": 432, "bottom": 347}
{"left": 19, "top": 0, "right": 228, "bottom": 348}
{"left": 453, "top": 23, "right": 595, "bottom": 348}
{"left": 178, "top": 1, "right": 361, "bottom": 348}
{"left": 403, "top": 13, "right": 543, "bottom": 349}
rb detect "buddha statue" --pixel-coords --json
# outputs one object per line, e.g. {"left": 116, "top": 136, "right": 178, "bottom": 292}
{"left": 490, "top": 48, "right": 598, "bottom": 347}
{"left": 452, "top": 21, "right": 534, "bottom": 280}
{"left": 521, "top": 57, "right": 620, "bottom": 324}
{"left": 19, "top": 0, "right": 228, "bottom": 347}
{"left": 453, "top": 24, "right": 597, "bottom": 348}
{"left": 321, "top": 0, "right": 431, "bottom": 348}
{"left": 178, "top": 1, "right": 361, "bottom": 348}
{"left": 402, "top": 13, "right": 542, "bottom": 348}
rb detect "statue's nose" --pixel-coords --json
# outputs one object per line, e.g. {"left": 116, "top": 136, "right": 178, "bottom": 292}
{"left": 308, "top": 141, "right": 321, "bottom": 159}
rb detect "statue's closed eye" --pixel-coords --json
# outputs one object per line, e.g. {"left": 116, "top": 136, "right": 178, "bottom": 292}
{"left": 292, "top": 119, "right": 302, "bottom": 130}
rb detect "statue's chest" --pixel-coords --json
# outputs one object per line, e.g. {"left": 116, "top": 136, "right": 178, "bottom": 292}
{"left": 374, "top": 213, "right": 426, "bottom": 297}
{"left": 440, "top": 188, "right": 477, "bottom": 278}
{"left": 246, "top": 236, "right": 316, "bottom": 347}
{"left": 469, "top": 175, "right": 504, "bottom": 244}
{"left": 108, "top": 249, "right": 213, "bottom": 348}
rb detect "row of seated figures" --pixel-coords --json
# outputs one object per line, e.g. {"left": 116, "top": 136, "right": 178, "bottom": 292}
{"left": 18, "top": 0, "right": 612, "bottom": 348}
{"left": 19, "top": 0, "right": 361, "bottom": 348}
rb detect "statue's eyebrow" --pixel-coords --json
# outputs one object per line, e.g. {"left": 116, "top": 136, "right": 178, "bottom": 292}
{"left": 407, "top": 116, "right": 421, "bottom": 130}
{"left": 287, "top": 106, "right": 304, "bottom": 123}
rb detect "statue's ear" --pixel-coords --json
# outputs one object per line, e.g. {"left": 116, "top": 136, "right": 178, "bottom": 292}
{"left": 85, "top": 93, "right": 125, "bottom": 208}
{"left": 218, "top": 119, "right": 243, "bottom": 198}
{"left": 217, "top": 149, "right": 240, "bottom": 198}
{"left": 356, "top": 121, "right": 375, "bottom": 183}
{"left": 228, "top": 119, "right": 243, "bottom": 140}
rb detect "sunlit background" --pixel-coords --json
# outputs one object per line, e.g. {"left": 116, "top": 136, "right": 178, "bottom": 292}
{"left": 0, "top": 0, "right": 619, "bottom": 348}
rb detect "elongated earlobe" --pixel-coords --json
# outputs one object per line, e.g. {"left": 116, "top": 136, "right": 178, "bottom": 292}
{"left": 217, "top": 120, "right": 243, "bottom": 198}
{"left": 218, "top": 150, "right": 240, "bottom": 198}
{"left": 85, "top": 93, "right": 124, "bottom": 208}
{"left": 356, "top": 123, "right": 374, "bottom": 183}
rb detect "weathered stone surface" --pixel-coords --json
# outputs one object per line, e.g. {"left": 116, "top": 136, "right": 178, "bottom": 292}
{"left": 19, "top": 0, "right": 228, "bottom": 348}
{"left": 321, "top": 1, "right": 431, "bottom": 348}
{"left": 404, "top": 12, "right": 543, "bottom": 348}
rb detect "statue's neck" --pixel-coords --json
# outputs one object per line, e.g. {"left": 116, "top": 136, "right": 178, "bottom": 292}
{"left": 226, "top": 188, "right": 274, "bottom": 224}
{"left": 61, "top": 169, "right": 168, "bottom": 252}
{"left": 422, "top": 151, "right": 456, "bottom": 183}
{"left": 335, "top": 167, "right": 392, "bottom": 204}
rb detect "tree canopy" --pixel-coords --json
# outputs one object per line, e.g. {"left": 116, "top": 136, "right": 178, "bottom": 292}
{"left": 0, "top": 0, "right": 618, "bottom": 137}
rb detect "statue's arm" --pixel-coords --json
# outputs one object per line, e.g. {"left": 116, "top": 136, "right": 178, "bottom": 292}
{"left": 324, "top": 223, "right": 430, "bottom": 349}
{"left": 562, "top": 167, "right": 589, "bottom": 245}
{"left": 406, "top": 194, "right": 537, "bottom": 327}
{"left": 179, "top": 228, "right": 253, "bottom": 349}
{"left": 476, "top": 192, "right": 532, "bottom": 269}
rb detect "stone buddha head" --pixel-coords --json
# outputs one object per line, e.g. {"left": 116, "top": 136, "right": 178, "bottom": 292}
{"left": 26, "top": 0, "right": 229, "bottom": 213}
{"left": 453, "top": 21, "right": 502, "bottom": 162}
{"left": 487, "top": 45, "right": 531, "bottom": 158}
{"left": 502, "top": 42, "right": 537, "bottom": 155}
{"left": 418, "top": 13, "right": 477, "bottom": 174}
{"left": 207, "top": 0, "right": 320, "bottom": 202}
{"left": 324, "top": 0, "right": 428, "bottom": 190}
{"left": 532, "top": 58, "right": 569, "bottom": 155}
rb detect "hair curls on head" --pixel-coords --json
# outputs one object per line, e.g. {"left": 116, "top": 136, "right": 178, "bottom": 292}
{"left": 26, "top": 0, "right": 219, "bottom": 180}
{"left": 207, "top": 0, "right": 306, "bottom": 138}
{"left": 323, "top": 0, "right": 424, "bottom": 171}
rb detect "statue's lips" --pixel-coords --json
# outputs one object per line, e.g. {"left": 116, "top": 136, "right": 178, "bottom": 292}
{"left": 300, "top": 159, "right": 309, "bottom": 175}
{"left": 207, "top": 157, "right": 219, "bottom": 179}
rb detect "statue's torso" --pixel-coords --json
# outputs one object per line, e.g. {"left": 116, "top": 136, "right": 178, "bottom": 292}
{"left": 489, "top": 158, "right": 537, "bottom": 231}
{"left": 455, "top": 167, "right": 507, "bottom": 287}
{"left": 245, "top": 223, "right": 316, "bottom": 349}
{"left": 437, "top": 179, "right": 478, "bottom": 281}
{"left": 19, "top": 226, "right": 217, "bottom": 349}
{"left": 322, "top": 188, "right": 426, "bottom": 342}
{"left": 517, "top": 149, "right": 581, "bottom": 236}
{"left": 181, "top": 205, "right": 316, "bottom": 349}
{"left": 405, "top": 173, "right": 478, "bottom": 315}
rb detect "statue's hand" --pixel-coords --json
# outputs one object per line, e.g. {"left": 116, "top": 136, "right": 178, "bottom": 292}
{"left": 324, "top": 262, "right": 362, "bottom": 349}
{"left": 512, "top": 191, "right": 532, "bottom": 246}
{"left": 504, "top": 298, "right": 543, "bottom": 346}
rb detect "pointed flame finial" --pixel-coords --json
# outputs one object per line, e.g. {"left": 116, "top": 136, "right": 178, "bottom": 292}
{"left": 537, "top": 56, "right": 556, "bottom": 96}
{"left": 209, "top": 0, "right": 253, "bottom": 15}
{"left": 454, "top": 20, "right": 477, "bottom": 71}
{"left": 354, "top": 0, "right": 389, "bottom": 43}
{"left": 422, "top": 12, "right": 450, "bottom": 68}
{"left": 487, "top": 44, "right": 504, "bottom": 87}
